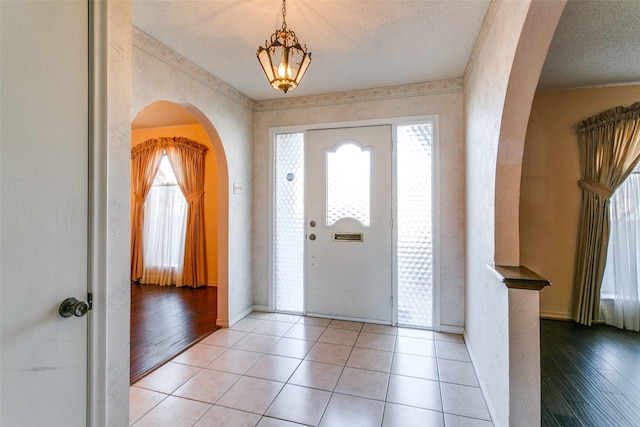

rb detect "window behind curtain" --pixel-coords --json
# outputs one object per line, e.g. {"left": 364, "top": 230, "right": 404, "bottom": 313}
{"left": 600, "top": 164, "right": 640, "bottom": 331}
{"left": 141, "top": 154, "right": 188, "bottom": 286}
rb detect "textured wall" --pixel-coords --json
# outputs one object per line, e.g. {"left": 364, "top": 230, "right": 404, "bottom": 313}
{"left": 131, "top": 28, "right": 255, "bottom": 326}
{"left": 253, "top": 81, "right": 466, "bottom": 330}
{"left": 521, "top": 84, "right": 640, "bottom": 319}
{"left": 103, "top": 1, "right": 133, "bottom": 425}
{"left": 464, "top": 1, "right": 565, "bottom": 425}
{"left": 464, "top": 1, "right": 534, "bottom": 425}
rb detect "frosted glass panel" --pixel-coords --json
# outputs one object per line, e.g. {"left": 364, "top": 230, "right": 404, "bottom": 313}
{"left": 397, "top": 123, "right": 433, "bottom": 328}
{"left": 274, "top": 133, "right": 305, "bottom": 313}
{"left": 326, "top": 142, "right": 371, "bottom": 226}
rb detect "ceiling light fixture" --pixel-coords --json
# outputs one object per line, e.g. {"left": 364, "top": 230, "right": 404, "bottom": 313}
{"left": 257, "top": 0, "right": 311, "bottom": 94}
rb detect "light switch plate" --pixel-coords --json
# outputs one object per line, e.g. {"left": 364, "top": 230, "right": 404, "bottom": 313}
{"left": 233, "top": 182, "right": 243, "bottom": 194}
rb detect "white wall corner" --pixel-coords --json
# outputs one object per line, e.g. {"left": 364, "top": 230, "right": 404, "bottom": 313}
{"left": 227, "top": 305, "right": 256, "bottom": 328}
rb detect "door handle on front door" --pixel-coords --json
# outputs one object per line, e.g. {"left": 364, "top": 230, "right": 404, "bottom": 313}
{"left": 58, "top": 293, "right": 92, "bottom": 318}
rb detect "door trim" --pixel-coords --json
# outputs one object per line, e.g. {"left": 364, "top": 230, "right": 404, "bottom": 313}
{"left": 269, "top": 116, "right": 441, "bottom": 328}
{"left": 88, "top": 1, "right": 108, "bottom": 423}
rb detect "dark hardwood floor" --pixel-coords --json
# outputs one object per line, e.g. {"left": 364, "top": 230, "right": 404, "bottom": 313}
{"left": 541, "top": 319, "right": 640, "bottom": 426}
{"left": 130, "top": 282, "right": 219, "bottom": 383}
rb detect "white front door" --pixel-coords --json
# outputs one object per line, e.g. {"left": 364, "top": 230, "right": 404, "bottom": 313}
{"left": 305, "top": 126, "right": 392, "bottom": 323}
{"left": 0, "top": 2, "right": 90, "bottom": 425}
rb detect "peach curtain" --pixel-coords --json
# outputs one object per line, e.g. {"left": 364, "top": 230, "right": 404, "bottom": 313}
{"left": 130, "top": 140, "right": 165, "bottom": 281}
{"left": 165, "top": 137, "right": 209, "bottom": 287}
{"left": 573, "top": 102, "right": 640, "bottom": 325}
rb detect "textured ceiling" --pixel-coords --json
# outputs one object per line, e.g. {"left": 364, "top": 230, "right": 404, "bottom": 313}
{"left": 538, "top": 0, "right": 640, "bottom": 91}
{"left": 131, "top": 0, "right": 640, "bottom": 112}
{"left": 132, "top": 0, "right": 491, "bottom": 101}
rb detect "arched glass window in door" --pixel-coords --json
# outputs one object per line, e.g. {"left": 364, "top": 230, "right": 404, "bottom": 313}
{"left": 326, "top": 142, "right": 371, "bottom": 227}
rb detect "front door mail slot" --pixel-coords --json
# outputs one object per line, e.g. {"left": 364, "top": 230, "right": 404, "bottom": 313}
{"left": 332, "top": 232, "right": 364, "bottom": 242}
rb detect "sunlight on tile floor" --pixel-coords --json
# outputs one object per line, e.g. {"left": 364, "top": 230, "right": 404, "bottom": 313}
{"left": 130, "top": 312, "right": 493, "bottom": 426}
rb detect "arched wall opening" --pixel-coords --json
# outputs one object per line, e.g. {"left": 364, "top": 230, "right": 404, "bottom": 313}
{"left": 462, "top": 2, "right": 567, "bottom": 424}
{"left": 494, "top": 1, "right": 566, "bottom": 265}
{"left": 130, "top": 100, "right": 229, "bottom": 326}
{"left": 491, "top": 3, "right": 566, "bottom": 425}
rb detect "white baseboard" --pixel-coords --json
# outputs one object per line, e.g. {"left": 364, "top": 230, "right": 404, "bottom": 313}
{"left": 439, "top": 324, "right": 464, "bottom": 334}
{"left": 223, "top": 306, "right": 256, "bottom": 328}
{"left": 540, "top": 310, "right": 571, "bottom": 320}
{"left": 252, "top": 304, "right": 270, "bottom": 313}
{"left": 463, "top": 329, "right": 501, "bottom": 427}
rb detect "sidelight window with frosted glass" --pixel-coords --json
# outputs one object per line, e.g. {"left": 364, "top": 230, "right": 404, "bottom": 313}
{"left": 274, "top": 133, "right": 305, "bottom": 313}
{"left": 396, "top": 123, "right": 433, "bottom": 328}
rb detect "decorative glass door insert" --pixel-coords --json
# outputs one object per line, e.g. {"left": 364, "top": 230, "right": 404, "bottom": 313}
{"left": 326, "top": 142, "right": 371, "bottom": 227}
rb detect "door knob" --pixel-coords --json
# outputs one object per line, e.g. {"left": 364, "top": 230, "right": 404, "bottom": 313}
{"left": 59, "top": 294, "right": 92, "bottom": 318}
{"left": 309, "top": 233, "right": 316, "bottom": 240}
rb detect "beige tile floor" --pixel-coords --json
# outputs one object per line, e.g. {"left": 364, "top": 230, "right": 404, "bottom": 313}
{"left": 130, "top": 312, "right": 494, "bottom": 427}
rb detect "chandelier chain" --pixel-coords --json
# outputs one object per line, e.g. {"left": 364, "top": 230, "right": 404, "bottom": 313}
{"left": 282, "top": 0, "right": 287, "bottom": 30}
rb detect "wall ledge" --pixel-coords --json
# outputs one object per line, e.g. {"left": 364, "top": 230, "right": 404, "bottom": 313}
{"left": 488, "top": 264, "right": 551, "bottom": 291}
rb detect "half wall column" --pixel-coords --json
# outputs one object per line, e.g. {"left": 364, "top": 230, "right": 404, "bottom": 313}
{"left": 489, "top": 265, "right": 551, "bottom": 427}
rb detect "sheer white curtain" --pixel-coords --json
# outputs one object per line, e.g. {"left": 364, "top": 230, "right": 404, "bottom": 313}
{"left": 601, "top": 169, "right": 640, "bottom": 331}
{"left": 141, "top": 155, "right": 188, "bottom": 286}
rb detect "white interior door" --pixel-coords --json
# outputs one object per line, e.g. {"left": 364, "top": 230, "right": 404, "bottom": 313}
{"left": 1, "top": 2, "right": 89, "bottom": 425}
{"left": 305, "top": 126, "right": 392, "bottom": 323}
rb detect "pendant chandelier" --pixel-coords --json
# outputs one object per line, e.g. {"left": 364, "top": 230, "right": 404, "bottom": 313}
{"left": 256, "top": 0, "right": 311, "bottom": 94}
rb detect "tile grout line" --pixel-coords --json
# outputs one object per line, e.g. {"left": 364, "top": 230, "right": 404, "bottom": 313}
{"left": 131, "top": 313, "right": 494, "bottom": 426}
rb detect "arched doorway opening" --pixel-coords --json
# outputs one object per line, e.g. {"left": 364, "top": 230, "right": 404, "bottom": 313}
{"left": 129, "top": 100, "right": 229, "bottom": 382}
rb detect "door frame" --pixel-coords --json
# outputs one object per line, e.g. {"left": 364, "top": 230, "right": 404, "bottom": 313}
{"left": 269, "top": 116, "right": 441, "bottom": 329}
{"left": 88, "top": 1, "right": 110, "bottom": 423}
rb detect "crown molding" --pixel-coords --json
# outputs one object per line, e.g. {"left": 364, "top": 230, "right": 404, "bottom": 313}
{"left": 464, "top": 0, "right": 500, "bottom": 87}
{"left": 132, "top": 27, "right": 256, "bottom": 110}
{"left": 254, "top": 79, "right": 463, "bottom": 112}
